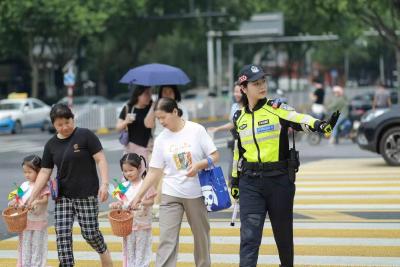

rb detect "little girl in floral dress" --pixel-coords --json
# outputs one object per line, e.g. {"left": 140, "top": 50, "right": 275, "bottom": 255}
{"left": 109, "top": 153, "right": 157, "bottom": 267}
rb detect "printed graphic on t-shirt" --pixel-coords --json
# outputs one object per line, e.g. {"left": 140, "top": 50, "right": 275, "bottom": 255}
{"left": 173, "top": 151, "right": 192, "bottom": 170}
{"left": 73, "top": 143, "right": 80, "bottom": 152}
{"left": 168, "top": 142, "right": 193, "bottom": 170}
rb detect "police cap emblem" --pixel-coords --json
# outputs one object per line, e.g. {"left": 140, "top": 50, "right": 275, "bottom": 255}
{"left": 250, "top": 66, "right": 259, "bottom": 73}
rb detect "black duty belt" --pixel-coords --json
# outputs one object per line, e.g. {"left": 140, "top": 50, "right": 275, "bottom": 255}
{"left": 242, "top": 160, "right": 288, "bottom": 171}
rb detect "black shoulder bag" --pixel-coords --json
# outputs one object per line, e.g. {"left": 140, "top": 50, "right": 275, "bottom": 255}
{"left": 49, "top": 131, "right": 76, "bottom": 200}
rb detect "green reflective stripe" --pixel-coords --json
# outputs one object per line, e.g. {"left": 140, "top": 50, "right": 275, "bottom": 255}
{"left": 286, "top": 111, "right": 298, "bottom": 120}
{"left": 292, "top": 112, "right": 306, "bottom": 122}
{"left": 278, "top": 108, "right": 316, "bottom": 128}
{"left": 256, "top": 134, "right": 280, "bottom": 143}
{"left": 239, "top": 136, "right": 254, "bottom": 145}
{"left": 239, "top": 128, "right": 253, "bottom": 139}
{"left": 300, "top": 115, "right": 311, "bottom": 124}
{"left": 241, "top": 134, "right": 280, "bottom": 146}
{"left": 232, "top": 140, "right": 239, "bottom": 177}
{"left": 232, "top": 159, "right": 238, "bottom": 174}
{"left": 299, "top": 114, "right": 316, "bottom": 125}
{"left": 241, "top": 139, "right": 255, "bottom": 146}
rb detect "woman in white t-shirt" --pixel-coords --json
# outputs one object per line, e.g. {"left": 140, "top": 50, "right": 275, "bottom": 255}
{"left": 129, "top": 97, "right": 219, "bottom": 267}
{"left": 144, "top": 85, "right": 189, "bottom": 205}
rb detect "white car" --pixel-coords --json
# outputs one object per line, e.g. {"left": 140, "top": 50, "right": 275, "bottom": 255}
{"left": 0, "top": 98, "right": 51, "bottom": 134}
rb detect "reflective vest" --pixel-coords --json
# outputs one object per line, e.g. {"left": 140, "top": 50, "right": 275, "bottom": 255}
{"left": 231, "top": 98, "right": 318, "bottom": 178}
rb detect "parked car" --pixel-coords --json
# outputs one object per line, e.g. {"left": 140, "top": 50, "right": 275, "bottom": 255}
{"left": 0, "top": 98, "right": 51, "bottom": 134}
{"left": 356, "top": 105, "right": 400, "bottom": 166}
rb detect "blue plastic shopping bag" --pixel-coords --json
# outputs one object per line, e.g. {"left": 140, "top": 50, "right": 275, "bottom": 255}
{"left": 198, "top": 157, "right": 231, "bottom": 212}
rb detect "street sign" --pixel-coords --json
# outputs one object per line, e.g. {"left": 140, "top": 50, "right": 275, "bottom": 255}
{"left": 239, "top": 12, "right": 284, "bottom": 36}
{"left": 63, "top": 69, "right": 76, "bottom": 86}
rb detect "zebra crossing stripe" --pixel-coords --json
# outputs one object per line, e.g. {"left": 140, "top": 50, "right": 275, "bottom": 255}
{"left": 0, "top": 251, "right": 399, "bottom": 266}
{"left": 38, "top": 222, "right": 400, "bottom": 238}
{"left": 4, "top": 234, "right": 400, "bottom": 246}
{"left": 0, "top": 243, "right": 399, "bottom": 257}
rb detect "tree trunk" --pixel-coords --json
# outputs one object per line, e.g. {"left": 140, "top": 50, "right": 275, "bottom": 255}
{"left": 98, "top": 71, "right": 107, "bottom": 96}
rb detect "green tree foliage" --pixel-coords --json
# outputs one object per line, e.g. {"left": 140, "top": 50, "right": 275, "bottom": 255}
{"left": 87, "top": 0, "right": 258, "bottom": 95}
{"left": 3, "top": 0, "right": 397, "bottom": 97}
{"left": 312, "top": 0, "right": 400, "bottom": 85}
{"left": 0, "top": 0, "right": 116, "bottom": 96}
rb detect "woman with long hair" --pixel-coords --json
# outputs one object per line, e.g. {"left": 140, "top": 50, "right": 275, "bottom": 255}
{"left": 116, "top": 85, "right": 153, "bottom": 162}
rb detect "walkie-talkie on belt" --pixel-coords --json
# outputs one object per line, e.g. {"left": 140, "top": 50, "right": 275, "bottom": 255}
{"left": 288, "top": 129, "right": 300, "bottom": 183}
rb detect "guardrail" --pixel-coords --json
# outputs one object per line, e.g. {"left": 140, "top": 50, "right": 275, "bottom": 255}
{"left": 73, "top": 87, "right": 397, "bottom": 132}
{"left": 73, "top": 98, "right": 233, "bottom": 132}
{"left": 73, "top": 104, "right": 121, "bottom": 131}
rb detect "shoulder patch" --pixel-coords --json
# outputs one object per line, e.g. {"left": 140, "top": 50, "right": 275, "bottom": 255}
{"left": 233, "top": 109, "right": 242, "bottom": 119}
{"left": 233, "top": 109, "right": 242, "bottom": 124}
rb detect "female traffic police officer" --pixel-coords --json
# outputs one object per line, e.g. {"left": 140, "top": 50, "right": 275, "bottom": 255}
{"left": 230, "top": 64, "right": 339, "bottom": 267}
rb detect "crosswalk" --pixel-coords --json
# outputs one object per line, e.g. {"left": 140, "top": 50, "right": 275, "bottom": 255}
{"left": 1, "top": 158, "right": 399, "bottom": 266}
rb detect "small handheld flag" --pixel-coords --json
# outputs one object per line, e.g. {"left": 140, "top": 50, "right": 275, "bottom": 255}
{"left": 110, "top": 178, "right": 131, "bottom": 201}
{"left": 8, "top": 183, "right": 27, "bottom": 204}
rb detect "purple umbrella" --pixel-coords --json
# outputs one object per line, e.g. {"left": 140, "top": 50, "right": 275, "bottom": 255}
{"left": 119, "top": 63, "right": 190, "bottom": 86}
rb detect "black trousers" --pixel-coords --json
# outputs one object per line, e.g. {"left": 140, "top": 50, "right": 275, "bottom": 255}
{"left": 55, "top": 196, "right": 107, "bottom": 267}
{"left": 239, "top": 171, "right": 295, "bottom": 267}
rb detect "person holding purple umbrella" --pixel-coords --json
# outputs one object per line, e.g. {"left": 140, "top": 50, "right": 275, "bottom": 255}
{"left": 116, "top": 85, "right": 152, "bottom": 162}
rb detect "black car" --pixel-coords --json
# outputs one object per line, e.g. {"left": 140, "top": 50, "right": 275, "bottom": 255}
{"left": 356, "top": 105, "right": 400, "bottom": 166}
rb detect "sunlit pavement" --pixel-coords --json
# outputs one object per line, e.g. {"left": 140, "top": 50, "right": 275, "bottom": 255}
{"left": 0, "top": 158, "right": 399, "bottom": 266}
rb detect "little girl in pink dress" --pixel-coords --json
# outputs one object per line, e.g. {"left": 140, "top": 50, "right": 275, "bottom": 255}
{"left": 109, "top": 153, "right": 156, "bottom": 267}
{"left": 9, "top": 154, "right": 50, "bottom": 267}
